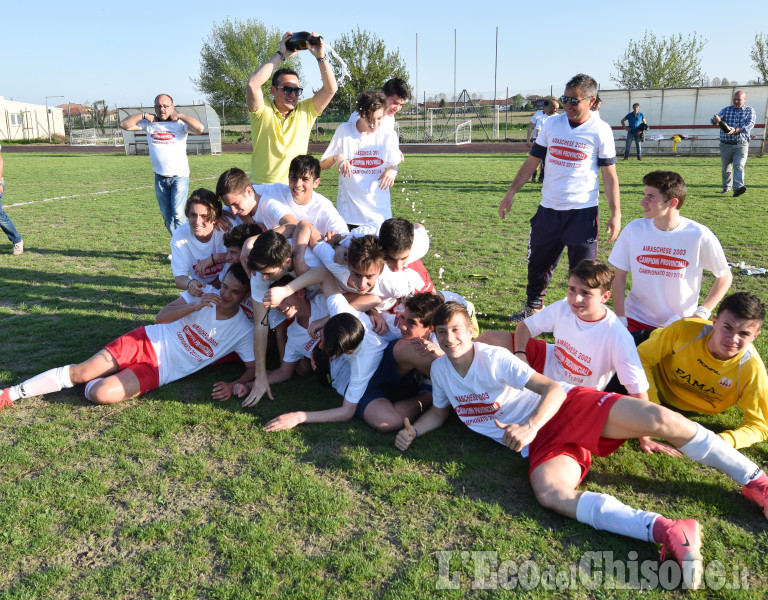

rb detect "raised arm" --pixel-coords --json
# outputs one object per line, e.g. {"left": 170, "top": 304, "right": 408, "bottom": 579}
{"left": 120, "top": 112, "right": 146, "bottom": 131}
{"left": 306, "top": 34, "right": 338, "bottom": 114}
{"left": 246, "top": 32, "right": 297, "bottom": 113}
{"left": 173, "top": 111, "right": 204, "bottom": 135}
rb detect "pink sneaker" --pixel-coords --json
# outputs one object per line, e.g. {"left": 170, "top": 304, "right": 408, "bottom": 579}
{"left": 657, "top": 519, "right": 703, "bottom": 590}
{"left": 742, "top": 474, "right": 768, "bottom": 519}
{"left": 0, "top": 388, "right": 13, "bottom": 410}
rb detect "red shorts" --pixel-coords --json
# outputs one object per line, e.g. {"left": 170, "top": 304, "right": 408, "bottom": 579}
{"left": 103, "top": 327, "right": 160, "bottom": 395}
{"left": 528, "top": 387, "right": 626, "bottom": 484}
{"left": 627, "top": 317, "right": 655, "bottom": 334}
{"left": 510, "top": 334, "right": 547, "bottom": 373}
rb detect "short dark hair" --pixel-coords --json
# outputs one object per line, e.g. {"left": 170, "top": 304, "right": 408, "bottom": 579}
{"left": 272, "top": 68, "right": 299, "bottom": 88}
{"left": 347, "top": 235, "right": 385, "bottom": 273}
{"left": 717, "top": 292, "right": 765, "bottom": 323}
{"left": 247, "top": 230, "right": 291, "bottom": 272}
{"left": 382, "top": 78, "right": 410, "bottom": 100}
{"left": 322, "top": 313, "right": 366, "bottom": 358}
{"left": 185, "top": 188, "right": 221, "bottom": 222}
{"left": 223, "top": 223, "right": 265, "bottom": 249}
{"left": 289, "top": 154, "right": 321, "bottom": 180}
{"left": 432, "top": 301, "right": 471, "bottom": 328}
{"left": 632, "top": 103, "right": 640, "bottom": 109}
{"left": 403, "top": 293, "right": 444, "bottom": 327}
{"left": 565, "top": 74, "right": 598, "bottom": 100}
{"left": 379, "top": 217, "right": 414, "bottom": 256}
{"left": 569, "top": 259, "right": 614, "bottom": 293}
{"left": 225, "top": 262, "right": 249, "bottom": 288}
{"left": 270, "top": 274, "right": 295, "bottom": 289}
{"left": 356, "top": 91, "right": 387, "bottom": 124}
{"left": 642, "top": 171, "right": 687, "bottom": 208}
{"left": 543, "top": 99, "right": 551, "bottom": 107}
{"left": 216, "top": 167, "right": 252, "bottom": 199}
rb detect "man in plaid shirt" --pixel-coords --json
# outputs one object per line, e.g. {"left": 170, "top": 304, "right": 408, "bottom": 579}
{"left": 712, "top": 90, "right": 755, "bottom": 197}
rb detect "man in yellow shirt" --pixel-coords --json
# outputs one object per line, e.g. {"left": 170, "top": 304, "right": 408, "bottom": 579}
{"left": 246, "top": 31, "right": 337, "bottom": 184}
{"left": 638, "top": 292, "right": 768, "bottom": 450}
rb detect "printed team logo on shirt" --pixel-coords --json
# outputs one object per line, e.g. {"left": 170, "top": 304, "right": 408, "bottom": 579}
{"left": 549, "top": 145, "right": 588, "bottom": 162}
{"left": 194, "top": 260, "right": 225, "bottom": 278}
{"left": 182, "top": 325, "right": 214, "bottom": 357}
{"left": 151, "top": 132, "right": 176, "bottom": 142}
{"left": 304, "top": 331, "right": 321, "bottom": 353}
{"left": 718, "top": 376, "right": 734, "bottom": 388}
{"left": 455, "top": 400, "right": 499, "bottom": 417}
{"left": 350, "top": 156, "right": 383, "bottom": 169}
{"left": 554, "top": 346, "right": 593, "bottom": 378}
{"left": 240, "top": 298, "right": 254, "bottom": 320}
{"left": 636, "top": 254, "right": 689, "bottom": 270}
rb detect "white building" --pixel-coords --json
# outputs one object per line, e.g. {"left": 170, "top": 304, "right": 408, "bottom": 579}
{"left": 0, "top": 96, "right": 65, "bottom": 141}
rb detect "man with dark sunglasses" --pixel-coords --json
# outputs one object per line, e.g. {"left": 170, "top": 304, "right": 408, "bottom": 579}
{"left": 498, "top": 73, "right": 621, "bottom": 324}
{"left": 246, "top": 31, "right": 338, "bottom": 185}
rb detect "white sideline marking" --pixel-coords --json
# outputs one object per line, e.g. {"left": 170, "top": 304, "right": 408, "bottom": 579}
{"left": 4, "top": 176, "right": 217, "bottom": 209}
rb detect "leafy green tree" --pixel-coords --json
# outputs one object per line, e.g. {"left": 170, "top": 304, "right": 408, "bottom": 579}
{"left": 193, "top": 18, "right": 301, "bottom": 120}
{"left": 751, "top": 33, "right": 768, "bottom": 83}
{"left": 326, "top": 27, "right": 409, "bottom": 115}
{"left": 611, "top": 31, "right": 707, "bottom": 89}
{"left": 510, "top": 94, "right": 525, "bottom": 110}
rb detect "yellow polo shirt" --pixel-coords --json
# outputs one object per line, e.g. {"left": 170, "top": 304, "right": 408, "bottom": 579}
{"left": 250, "top": 97, "right": 319, "bottom": 184}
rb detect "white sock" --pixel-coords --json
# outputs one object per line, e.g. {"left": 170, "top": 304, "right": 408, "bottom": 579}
{"left": 679, "top": 423, "right": 763, "bottom": 485}
{"left": 84, "top": 378, "right": 104, "bottom": 403}
{"left": 576, "top": 491, "right": 658, "bottom": 542}
{"left": 8, "top": 365, "right": 74, "bottom": 401}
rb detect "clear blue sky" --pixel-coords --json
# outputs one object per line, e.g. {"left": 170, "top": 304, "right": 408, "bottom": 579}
{"left": 4, "top": 0, "right": 765, "bottom": 109}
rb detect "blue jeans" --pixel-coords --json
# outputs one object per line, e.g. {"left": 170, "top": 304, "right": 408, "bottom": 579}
{"left": 154, "top": 174, "right": 189, "bottom": 235}
{"left": 0, "top": 179, "right": 22, "bottom": 244}
{"left": 623, "top": 131, "right": 642, "bottom": 158}
{"left": 720, "top": 142, "right": 748, "bottom": 191}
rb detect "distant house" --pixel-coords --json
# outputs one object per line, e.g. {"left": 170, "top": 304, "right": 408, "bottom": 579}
{"left": 0, "top": 96, "right": 65, "bottom": 140}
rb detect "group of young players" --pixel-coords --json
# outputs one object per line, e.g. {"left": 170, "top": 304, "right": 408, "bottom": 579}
{"left": 3, "top": 77, "right": 768, "bottom": 590}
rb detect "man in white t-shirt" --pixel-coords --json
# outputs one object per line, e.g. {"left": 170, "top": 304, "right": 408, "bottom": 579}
{"left": 120, "top": 94, "right": 204, "bottom": 235}
{"left": 609, "top": 170, "right": 732, "bottom": 332}
{"left": 1, "top": 265, "right": 255, "bottom": 408}
{"left": 393, "top": 302, "right": 768, "bottom": 590}
{"left": 215, "top": 167, "right": 298, "bottom": 232}
{"left": 499, "top": 74, "right": 621, "bottom": 323}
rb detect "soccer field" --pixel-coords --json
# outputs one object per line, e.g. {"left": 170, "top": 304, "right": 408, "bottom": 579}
{"left": 1, "top": 151, "right": 767, "bottom": 597}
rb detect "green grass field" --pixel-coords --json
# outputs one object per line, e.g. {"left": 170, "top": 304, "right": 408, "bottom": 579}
{"left": 1, "top": 150, "right": 767, "bottom": 598}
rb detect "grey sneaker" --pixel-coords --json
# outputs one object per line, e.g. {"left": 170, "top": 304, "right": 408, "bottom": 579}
{"left": 509, "top": 305, "right": 541, "bottom": 323}
{"left": 12, "top": 240, "right": 23, "bottom": 255}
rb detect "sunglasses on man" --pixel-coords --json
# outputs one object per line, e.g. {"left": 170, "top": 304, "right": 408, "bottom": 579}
{"left": 559, "top": 95, "right": 590, "bottom": 106}
{"left": 276, "top": 85, "right": 303, "bottom": 97}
